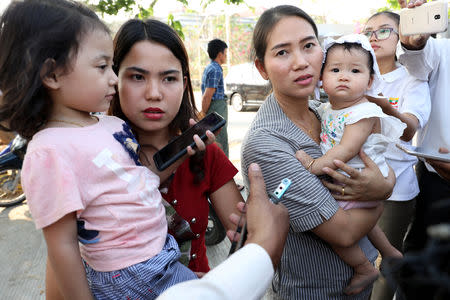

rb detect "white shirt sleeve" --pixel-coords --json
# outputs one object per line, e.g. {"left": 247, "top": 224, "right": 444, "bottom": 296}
{"left": 157, "top": 243, "right": 274, "bottom": 300}
{"left": 400, "top": 79, "right": 431, "bottom": 129}
{"left": 397, "top": 38, "right": 439, "bottom": 81}
{"left": 397, "top": 38, "right": 450, "bottom": 174}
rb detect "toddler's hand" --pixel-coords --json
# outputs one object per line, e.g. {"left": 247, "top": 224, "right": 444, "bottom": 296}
{"left": 295, "top": 150, "right": 314, "bottom": 170}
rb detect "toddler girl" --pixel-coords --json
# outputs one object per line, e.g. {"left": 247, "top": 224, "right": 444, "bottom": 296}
{"left": 297, "top": 34, "right": 405, "bottom": 295}
{"left": 0, "top": 0, "right": 197, "bottom": 299}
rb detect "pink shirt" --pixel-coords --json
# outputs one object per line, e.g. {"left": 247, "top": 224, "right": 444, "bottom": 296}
{"left": 22, "top": 116, "right": 167, "bottom": 272}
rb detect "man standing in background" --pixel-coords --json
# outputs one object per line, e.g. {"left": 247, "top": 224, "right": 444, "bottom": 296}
{"left": 201, "top": 39, "right": 229, "bottom": 157}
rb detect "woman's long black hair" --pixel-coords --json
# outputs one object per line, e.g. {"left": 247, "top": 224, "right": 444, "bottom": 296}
{"left": 109, "top": 19, "right": 205, "bottom": 183}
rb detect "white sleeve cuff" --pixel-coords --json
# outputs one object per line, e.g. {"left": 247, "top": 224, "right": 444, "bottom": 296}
{"left": 157, "top": 243, "right": 274, "bottom": 300}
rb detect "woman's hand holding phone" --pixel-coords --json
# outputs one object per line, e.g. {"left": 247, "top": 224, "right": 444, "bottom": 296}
{"left": 186, "top": 118, "right": 216, "bottom": 156}
{"left": 145, "top": 117, "right": 218, "bottom": 184}
{"left": 398, "top": 0, "right": 439, "bottom": 50}
{"left": 398, "top": 0, "right": 428, "bottom": 47}
{"left": 153, "top": 112, "right": 225, "bottom": 171}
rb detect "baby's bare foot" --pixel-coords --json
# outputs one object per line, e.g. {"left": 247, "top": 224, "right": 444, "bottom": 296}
{"left": 344, "top": 261, "right": 380, "bottom": 295}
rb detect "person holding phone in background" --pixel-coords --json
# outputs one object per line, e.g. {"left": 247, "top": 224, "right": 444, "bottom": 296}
{"left": 360, "top": 10, "right": 431, "bottom": 300}
{"left": 395, "top": 1, "right": 450, "bottom": 298}
{"left": 396, "top": 0, "right": 450, "bottom": 249}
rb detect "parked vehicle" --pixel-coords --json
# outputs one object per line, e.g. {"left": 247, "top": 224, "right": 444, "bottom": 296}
{"left": 0, "top": 135, "right": 27, "bottom": 207}
{"left": 225, "top": 63, "right": 271, "bottom": 112}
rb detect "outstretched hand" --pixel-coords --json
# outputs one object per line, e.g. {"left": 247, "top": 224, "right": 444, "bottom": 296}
{"left": 227, "top": 163, "right": 289, "bottom": 269}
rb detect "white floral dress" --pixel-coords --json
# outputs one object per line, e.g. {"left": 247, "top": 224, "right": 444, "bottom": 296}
{"left": 319, "top": 101, "right": 405, "bottom": 178}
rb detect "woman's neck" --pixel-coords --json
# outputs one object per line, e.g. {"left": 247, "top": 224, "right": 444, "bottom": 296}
{"left": 274, "top": 91, "right": 321, "bottom": 144}
{"left": 376, "top": 56, "right": 397, "bottom": 75}
{"left": 275, "top": 92, "right": 311, "bottom": 122}
{"left": 135, "top": 127, "right": 171, "bottom": 150}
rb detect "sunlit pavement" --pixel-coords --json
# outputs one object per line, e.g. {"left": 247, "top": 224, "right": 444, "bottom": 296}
{"left": 0, "top": 204, "right": 46, "bottom": 299}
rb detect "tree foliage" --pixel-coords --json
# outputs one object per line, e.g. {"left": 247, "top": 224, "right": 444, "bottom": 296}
{"left": 89, "top": 0, "right": 245, "bottom": 17}
{"left": 378, "top": 0, "right": 401, "bottom": 12}
{"left": 86, "top": 0, "right": 246, "bottom": 39}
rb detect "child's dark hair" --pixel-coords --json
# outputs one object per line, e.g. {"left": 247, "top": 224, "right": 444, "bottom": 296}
{"left": 0, "top": 0, "right": 109, "bottom": 139}
{"left": 322, "top": 42, "right": 375, "bottom": 76}
{"left": 109, "top": 19, "right": 205, "bottom": 183}
{"left": 207, "top": 39, "right": 228, "bottom": 60}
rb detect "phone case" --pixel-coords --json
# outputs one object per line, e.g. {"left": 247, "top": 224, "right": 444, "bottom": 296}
{"left": 229, "top": 178, "right": 291, "bottom": 256}
{"left": 270, "top": 178, "right": 291, "bottom": 204}
{"left": 400, "top": 1, "right": 448, "bottom": 36}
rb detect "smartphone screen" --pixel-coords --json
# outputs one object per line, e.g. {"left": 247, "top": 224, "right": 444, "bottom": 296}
{"left": 153, "top": 112, "right": 226, "bottom": 171}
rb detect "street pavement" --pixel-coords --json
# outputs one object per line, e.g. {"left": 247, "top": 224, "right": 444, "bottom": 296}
{"left": 0, "top": 102, "right": 259, "bottom": 299}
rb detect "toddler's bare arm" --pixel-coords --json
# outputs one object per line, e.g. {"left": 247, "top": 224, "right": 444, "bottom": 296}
{"left": 297, "top": 117, "right": 377, "bottom": 175}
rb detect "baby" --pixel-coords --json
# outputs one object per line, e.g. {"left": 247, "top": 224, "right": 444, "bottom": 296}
{"left": 297, "top": 34, "right": 405, "bottom": 295}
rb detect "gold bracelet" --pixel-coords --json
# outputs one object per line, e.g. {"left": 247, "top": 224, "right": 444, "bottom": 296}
{"left": 306, "top": 159, "right": 315, "bottom": 171}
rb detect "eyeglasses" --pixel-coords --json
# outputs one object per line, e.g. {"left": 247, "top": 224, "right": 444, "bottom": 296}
{"left": 362, "top": 28, "right": 398, "bottom": 40}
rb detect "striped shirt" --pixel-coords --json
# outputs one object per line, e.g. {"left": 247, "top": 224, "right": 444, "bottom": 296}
{"left": 201, "top": 61, "right": 225, "bottom": 100}
{"left": 241, "top": 94, "right": 377, "bottom": 299}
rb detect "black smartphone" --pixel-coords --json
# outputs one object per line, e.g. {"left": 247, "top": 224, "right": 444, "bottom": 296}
{"left": 153, "top": 112, "right": 226, "bottom": 171}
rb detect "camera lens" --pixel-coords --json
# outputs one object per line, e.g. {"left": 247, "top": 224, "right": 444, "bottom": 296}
{"left": 434, "top": 14, "right": 441, "bottom": 20}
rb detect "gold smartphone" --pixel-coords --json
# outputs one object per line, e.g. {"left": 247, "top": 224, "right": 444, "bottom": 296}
{"left": 400, "top": 1, "right": 448, "bottom": 36}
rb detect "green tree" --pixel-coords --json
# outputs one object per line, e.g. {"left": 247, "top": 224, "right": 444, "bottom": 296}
{"left": 84, "top": 0, "right": 246, "bottom": 39}
{"left": 378, "top": 0, "right": 402, "bottom": 12}
{"left": 86, "top": 0, "right": 245, "bottom": 17}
